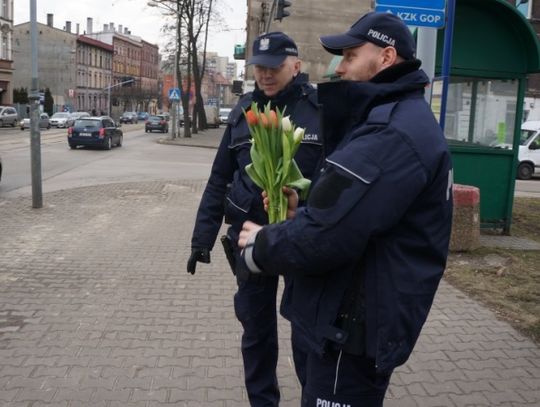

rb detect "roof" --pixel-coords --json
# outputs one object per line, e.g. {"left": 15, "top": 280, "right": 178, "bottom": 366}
{"left": 14, "top": 21, "right": 77, "bottom": 38}
{"left": 436, "top": 0, "right": 540, "bottom": 77}
{"left": 521, "top": 121, "right": 540, "bottom": 131}
{"left": 77, "top": 35, "right": 114, "bottom": 52}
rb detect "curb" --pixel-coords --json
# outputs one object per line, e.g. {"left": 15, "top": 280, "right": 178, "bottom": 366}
{"left": 156, "top": 137, "right": 219, "bottom": 149}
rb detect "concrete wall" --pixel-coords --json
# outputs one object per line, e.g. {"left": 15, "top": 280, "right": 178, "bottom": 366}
{"left": 246, "top": 0, "right": 373, "bottom": 83}
{"left": 13, "top": 22, "right": 77, "bottom": 111}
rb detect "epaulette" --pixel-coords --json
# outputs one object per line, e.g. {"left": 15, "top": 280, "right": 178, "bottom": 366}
{"left": 229, "top": 93, "right": 254, "bottom": 126}
{"left": 301, "top": 83, "right": 319, "bottom": 108}
{"left": 365, "top": 101, "right": 398, "bottom": 126}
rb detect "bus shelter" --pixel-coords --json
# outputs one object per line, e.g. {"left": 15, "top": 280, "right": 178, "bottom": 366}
{"left": 433, "top": 0, "right": 540, "bottom": 233}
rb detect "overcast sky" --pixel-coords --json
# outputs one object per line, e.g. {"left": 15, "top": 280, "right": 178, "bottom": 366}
{"left": 14, "top": 0, "right": 247, "bottom": 61}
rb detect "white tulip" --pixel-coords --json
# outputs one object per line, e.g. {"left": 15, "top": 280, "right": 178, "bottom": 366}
{"left": 293, "top": 127, "right": 305, "bottom": 143}
{"left": 282, "top": 116, "right": 292, "bottom": 132}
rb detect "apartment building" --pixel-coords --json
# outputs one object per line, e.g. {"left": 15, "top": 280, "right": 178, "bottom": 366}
{"left": 0, "top": 0, "right": 13, "bottom": 105}
{"left": 86, "top": 23, "right": 160, "bottom": 113}
{"left": 13, "top": 15, "right": 78, "bottom": 111}
{"left": 76, "top": 35, "right": 113, "bottom": 113}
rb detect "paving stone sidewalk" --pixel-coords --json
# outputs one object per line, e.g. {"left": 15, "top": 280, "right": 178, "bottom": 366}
{"left": 0, "top": 179, "right": 539, "bottom": 407}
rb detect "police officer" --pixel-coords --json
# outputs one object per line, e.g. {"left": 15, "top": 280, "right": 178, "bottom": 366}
{"left": 238, "top": 12, "right": 453, "bottom": 406}
{"left": 187, "top": 32, "right": 321, "bottom": 406}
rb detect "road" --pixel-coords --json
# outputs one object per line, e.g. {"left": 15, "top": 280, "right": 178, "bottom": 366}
{"left": 0, "top": 124, "right": 216, "bottom": 199}
{"left": 515, "top": 177, "right": 540, "bottom": 197}
{"left": 1, "top": 124, "right": 539, "bottom": 198}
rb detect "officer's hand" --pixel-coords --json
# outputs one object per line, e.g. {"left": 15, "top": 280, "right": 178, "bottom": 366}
{"left": 238, "top": 221, "right": 263, "bottom": 249}
{"left": 262, "top": 187, "right": 298, "bottom": 219}
{"left": 187, "top": 248, "right": 211, "bottom": 275}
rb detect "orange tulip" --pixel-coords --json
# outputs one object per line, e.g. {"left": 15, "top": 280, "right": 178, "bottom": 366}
{"left": 246, "top": 110, "right": 258, "bottom": 126}
{"left": 268, "top": 110, "right": 278, "bottom": 128}
{"left": 260, "top": 112, "right": 270, "bottom": 128}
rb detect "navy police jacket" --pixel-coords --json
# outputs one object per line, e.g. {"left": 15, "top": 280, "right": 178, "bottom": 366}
{"left": 191, "top": 74, "right": 322, "bottom": 250}
{"left": 244, "top": 61, "right": 453, "bottom": 374}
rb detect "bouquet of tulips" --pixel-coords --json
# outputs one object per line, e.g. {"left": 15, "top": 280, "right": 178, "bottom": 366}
{"left": 244, "top": 102, "right": 311, "bottom": 224}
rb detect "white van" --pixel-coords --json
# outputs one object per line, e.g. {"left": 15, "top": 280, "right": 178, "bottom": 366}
{"left": 204, "top": 105, "right": 220, "bottom": 128}
{"left": 518, "top": 121, "right": 540, "bottom": 179}
{"left": 219, "top": 107, "right": 232, "bottom": 124}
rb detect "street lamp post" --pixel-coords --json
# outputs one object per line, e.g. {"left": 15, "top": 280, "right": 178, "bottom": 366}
{"left": 29, "top": 0, "right": 42, "bottom": 208}
{"left": 86, "top": 63, "right": 90, "bottom": 112}
{"left": 104, "top": 78, "right": 135, "bottom": 118}
{"left": 108, "top": 81, "right": 111, "bottom": 116}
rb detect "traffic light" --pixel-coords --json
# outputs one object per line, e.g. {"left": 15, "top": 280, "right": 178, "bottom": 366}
{"left": 275, "top": 0, "right": 291, "bottom": 21}
{"left": 232, "top": 80, "right": 243, "bottom": 95}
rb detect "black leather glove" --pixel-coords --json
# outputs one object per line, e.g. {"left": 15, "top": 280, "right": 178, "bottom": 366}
{"left": 187, "top": 248, "right": 211, "bottom": 275}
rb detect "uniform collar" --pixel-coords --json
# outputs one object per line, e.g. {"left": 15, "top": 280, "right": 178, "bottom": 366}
{"left": 318, "top": 63, "right": 429, "bottom": 153}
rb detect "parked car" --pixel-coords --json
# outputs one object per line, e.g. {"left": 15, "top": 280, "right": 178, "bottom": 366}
{"left": 219, "top": 107, "right": 232, "bottom": 125}
{"left": 517, "top": 121, "right": 540, "bottom": 179}
{"left": 145, "top": 115, "right": 169, "bottom": 133}
{"left": 176, "top": 107, "right": 192, "bottom": 126}
{"left": 119, "top": 111, "right": 138, "bottom": 124}
{"left": 50, "top": 112, "right": 72, "bottom": 128}
{"left": 158, "top": 112, "right": 170, "bottom": 122}
{"left": 137, "top": 111, "right": 149, "bottom": 121}
{"left": 0, "top": 106, "right": 19, "bottom": 127}
{"left": 20, "top": 113, "right": 51, "bottom": 130}
{"left": 68, "top": 112, "right": 90, "bottom": 126}
{"left": 67, "top": 116, "right": 123, "bottom": 150}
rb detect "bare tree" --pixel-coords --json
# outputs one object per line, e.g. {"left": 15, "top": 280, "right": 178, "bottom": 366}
{"left": 148, "top": 0, "right": 216, "bottom": 137}
{"left": 186, "top": 0, "right": 214, "bottom": 133}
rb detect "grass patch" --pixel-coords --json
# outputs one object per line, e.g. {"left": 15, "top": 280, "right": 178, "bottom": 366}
{"left": 511, "top": 197, "right": 540, "bottom": 242}
{"left": 444, "top": 197, "right": 540, "bottom": 343}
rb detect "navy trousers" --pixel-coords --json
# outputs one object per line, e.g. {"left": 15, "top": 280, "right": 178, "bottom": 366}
{"left": 234, "top": 275, "right": 280, "bottom": 407}
{"left": 296, "top": 346, "right": 391, "bottom": 407}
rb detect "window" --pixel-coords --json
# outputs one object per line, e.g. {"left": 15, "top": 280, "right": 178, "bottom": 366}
{"left": 1, "top": 0, "right": 7, "bottom": 18}
{"left": 1, "top": 33, "right": 7, "bottom": 59}
{"left": 432, "top": 77, "right": 519, "bottom": 148}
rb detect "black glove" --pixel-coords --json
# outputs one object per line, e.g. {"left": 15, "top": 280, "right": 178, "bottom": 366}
{"left": 187, "top": 248, "right": 211, "bottom": 275}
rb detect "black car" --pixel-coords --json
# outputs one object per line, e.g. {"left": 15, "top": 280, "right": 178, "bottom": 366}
{"left": 119, "top": 111, "right": 138, "bottom": 124}
{"left": 67, "top": 116, "right": 123, "bottom": 150}
{"left": 145, "top": 115, "right": 169, "bottom": 133}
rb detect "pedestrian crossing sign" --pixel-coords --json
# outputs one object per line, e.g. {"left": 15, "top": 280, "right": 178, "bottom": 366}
{"left": 168, "top": 88, "right": 181, "bottom": 101}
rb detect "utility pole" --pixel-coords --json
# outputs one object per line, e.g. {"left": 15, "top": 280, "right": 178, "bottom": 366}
{"left": 29, "top": 0, "right": 42, "bottom": 208}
